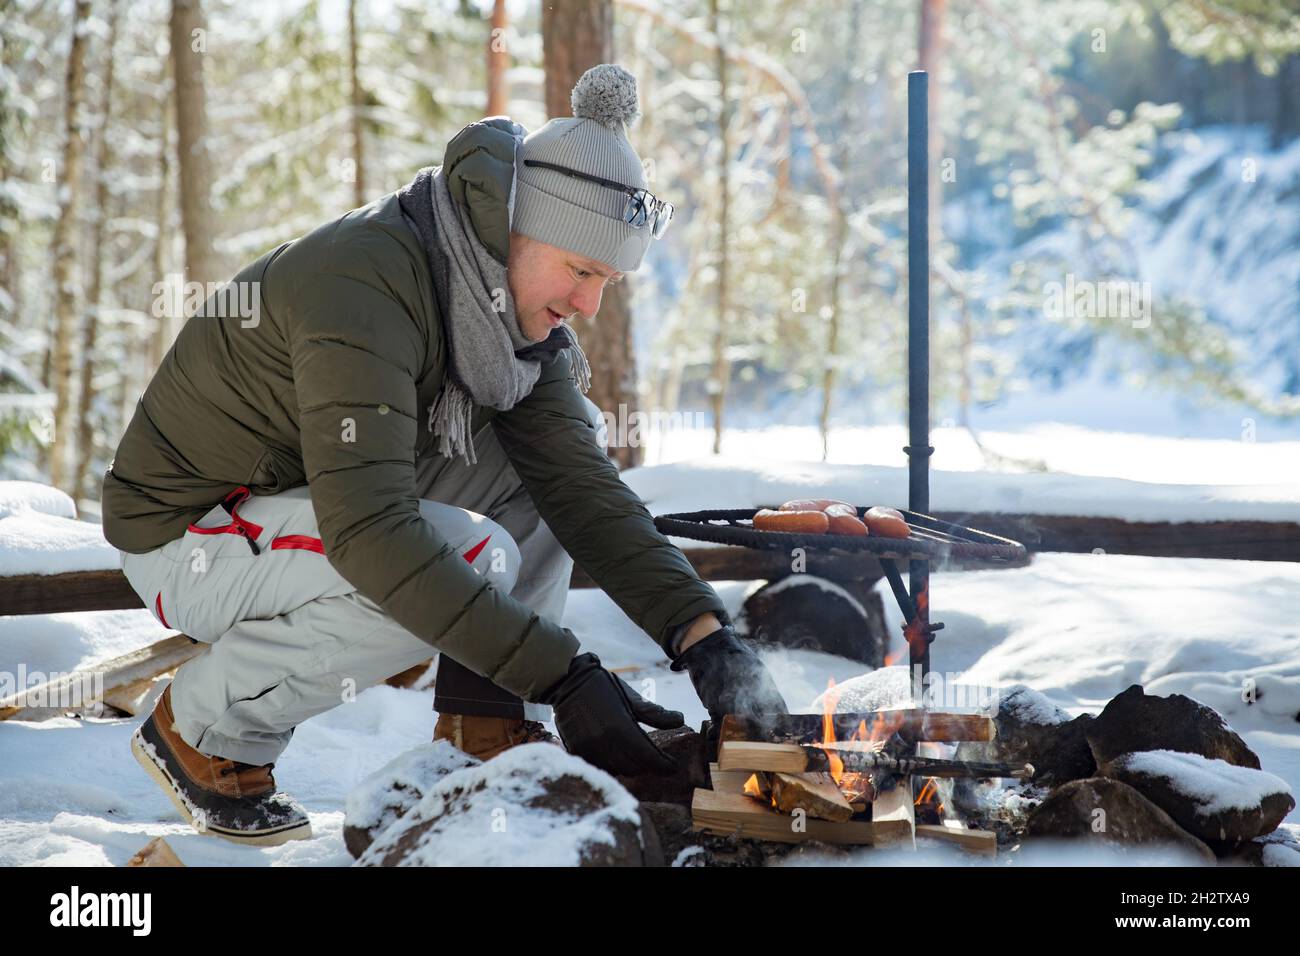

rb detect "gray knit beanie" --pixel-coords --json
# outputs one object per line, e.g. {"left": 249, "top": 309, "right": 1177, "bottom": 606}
{"left": 513, "top": 64, "right": 656, "bottom": 273}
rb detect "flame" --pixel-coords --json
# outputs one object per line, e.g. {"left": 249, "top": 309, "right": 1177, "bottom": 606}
{"left": 820, "top": 682, "right": 882, "bottom": 801}
{"left": 914, "top": 776, "right": 946, "bottom": 816}
{"left": 821, "top": 678, "right": 845, "bottom": 784}
{"left": 743, "top": 774, "right": 762, "bottom": 798}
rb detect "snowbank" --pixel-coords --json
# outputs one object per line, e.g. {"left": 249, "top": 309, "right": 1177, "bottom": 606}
{"left": 624, "top": 457, "right": 1300, "bottom": 530}
{"left": 0, "top": 511, "right": 120, "bottom": 577}
{"left": 0, "top": 482, "right": 77, "bottom": 520}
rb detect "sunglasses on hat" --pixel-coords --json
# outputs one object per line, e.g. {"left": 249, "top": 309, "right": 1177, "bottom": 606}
{"left": 523, "top": 159, "right": 675, "bottom": 239}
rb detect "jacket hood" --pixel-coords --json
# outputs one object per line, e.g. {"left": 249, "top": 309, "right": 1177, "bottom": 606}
{"left": 441, "top": 117, "right": 527, "bottom": 265}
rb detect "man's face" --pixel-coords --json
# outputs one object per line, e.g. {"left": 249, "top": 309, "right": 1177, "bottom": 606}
{"left": 506, "top": 232, "right": 624, "bottom": 343}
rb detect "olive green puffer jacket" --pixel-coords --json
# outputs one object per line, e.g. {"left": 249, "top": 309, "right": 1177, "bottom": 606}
{"left": 101, "top": 119, "right": 726, "bottom": 700}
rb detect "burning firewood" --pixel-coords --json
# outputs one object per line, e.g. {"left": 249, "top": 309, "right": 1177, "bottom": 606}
{"left": 743, "top": 771, "right": 856, "bottom": 823}
{"left": 691, "top": 789, "right": 906, "bottom": 846}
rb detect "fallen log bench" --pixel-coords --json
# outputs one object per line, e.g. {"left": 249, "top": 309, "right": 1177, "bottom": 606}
{"left": 0, "top": 547, "right": 894, "bottom": 617}
{"left": 9, "top": 511, "right": 1291, "bottom": 617}
{"left": 0, "top": 547, "right": 899, "bottom": 668}
{"left": 0, "top": 634, "right": 206, "bottom": 720}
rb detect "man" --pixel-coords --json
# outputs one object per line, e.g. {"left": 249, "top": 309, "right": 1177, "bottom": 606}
{"left": 104, "top": 64, "right": 787, "bottom": 847}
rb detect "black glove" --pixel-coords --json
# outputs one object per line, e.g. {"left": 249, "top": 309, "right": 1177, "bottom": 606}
{"left": 617, "top": 676, "right": 685, "bottom": 730}
{"left": 670, "top": 625, "right": 789, "bottom": 727}
{"left": 538, "top": 653, "right": 678, "bottom": 777}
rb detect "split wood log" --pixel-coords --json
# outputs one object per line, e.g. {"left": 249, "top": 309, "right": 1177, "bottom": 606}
{"left": 718, "top": 740, "right": 813, "bottom": 773}
{"left": 711, "top": 763, "right": 986, "bottom": 853}
{"left": 714, "top": 762, "right": 874, "bottom": 815}
{"left": 0, "top": 635, "right": 205, "bottom": 720}
{"left": 757, "top": 771, "right": 855, "bottom": 823}
{"left": 915, "top": 820, "right": 997, "bottom": 857}
{"left": 384, "top": 659, "right": 433, "bottom": 689}
{"left": 126, "top": 836, "right": 185, "bottom": 867}
{"left": 692, "top": 789, "right": 895, "bottom": 846}
{"left": 101, "top": 673, "right": 167, "bottom": 717}
{"left": 709, "top": 763, "right": 752, "bottom": 795}
{"left": 870, "top": 780, "right": 916, "bottom": 848}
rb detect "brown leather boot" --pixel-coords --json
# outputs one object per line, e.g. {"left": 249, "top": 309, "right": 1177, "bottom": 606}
{"left": 131, "top": 683, "right": 312, "bottom": 845}
{"left": 433, "top": 712, "right": 560, "bottom": 761}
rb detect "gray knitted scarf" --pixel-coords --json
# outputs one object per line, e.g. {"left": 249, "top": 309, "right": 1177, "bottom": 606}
{"left": 397, "top": 165, "right": 592, "bottom": 465}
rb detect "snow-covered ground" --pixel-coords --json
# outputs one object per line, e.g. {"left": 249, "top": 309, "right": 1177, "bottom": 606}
{"left": 638, "top": 421, "right": 1300, "bottom": 487}
{"left": 1, "top": 547, "right": 1296, "bottom": 866}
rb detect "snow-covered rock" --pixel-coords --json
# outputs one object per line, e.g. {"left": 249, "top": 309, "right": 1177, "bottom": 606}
{"left": 1025, "top": 777, "right": 1216, "bottom": 864}
{"left": 810, "top": 665, "right": 918, "bottom": 713}
{"left": 342, "top": 740, "right": 480, "bottom": 859}
{"left": 1099, "top": 750, "right": 1295, "bottom": 849}
{"left": 1085, "top": 684, "right": 1260, "bottom": 769}
{"left": 957, "top": 684, "right": 1097, "bottom": 787}
{"left": 355, "top": 744, "right": 650, "bottom": 867}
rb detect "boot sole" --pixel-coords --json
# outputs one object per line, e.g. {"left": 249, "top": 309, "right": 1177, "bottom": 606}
{"left": 131, "top": 727, "right": 313, "bottom": 847}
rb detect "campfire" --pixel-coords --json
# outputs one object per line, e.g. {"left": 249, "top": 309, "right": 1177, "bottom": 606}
{"left": 692, "top": 679, "right": 1030, "bottom": 856}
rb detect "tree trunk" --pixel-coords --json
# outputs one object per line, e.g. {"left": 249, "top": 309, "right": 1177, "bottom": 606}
{"left": 75, "top": 0, "right": 122, "bottom": 504}
{"left": 348, "top": 0, "right": 366, "bottom": 207}
{"left": 170, "top": 0, "right": 218, "bottom": 291}
{"left": 541, "top": 0, "right": 643, "bottom": 470}
{"left": 0, "top": 6, "right": 19, "bottom": 332}
{"left": 820, "top": 211, "right": 847, "bottom": 462}
{"left": 47, "top": 0, "right": 93, "bottom": 494}
{"left": 918, "top": 0, "right": 946, "bottom": 245}
{"left": 820, "top": 0, "right": 863, "bottom": 462}
{"left": 486, "top": 0, "right": 509, "bottom": 117}
{"left": 149, "top": 75, "right": 173, "bottom": 375}
{"left": 709, "top": 0, "right": 730, "bottom": 457}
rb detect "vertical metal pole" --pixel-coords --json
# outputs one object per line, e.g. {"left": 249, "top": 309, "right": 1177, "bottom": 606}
{"left": 906, "top": 71, "right": 933, "bottom": 683}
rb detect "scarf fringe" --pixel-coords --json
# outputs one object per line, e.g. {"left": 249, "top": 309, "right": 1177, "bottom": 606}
{"left": 428, "top": 336, "right": 594, "bottom": 465}
{"left": 569, "top": 336, "right": 593, "bottom": 394}
{"left": 428, "top": 380, "right": 478, "bottom": 466}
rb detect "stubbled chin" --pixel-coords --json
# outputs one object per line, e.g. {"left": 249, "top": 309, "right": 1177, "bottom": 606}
{"left": 529, "top": 313, "right": 551, "bottom": 342}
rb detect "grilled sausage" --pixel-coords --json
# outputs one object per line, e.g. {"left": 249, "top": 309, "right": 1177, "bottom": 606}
{"left": 864, "top": 506, "right": 910, "bottom": 538}
{"left": 826, "top": 504, "right": 869, "bottom": 536}
{"left": 753, "top": 508, "right": 830, "bottom": 534}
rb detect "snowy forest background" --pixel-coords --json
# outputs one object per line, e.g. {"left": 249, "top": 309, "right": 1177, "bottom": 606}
{"left": 1, "top": 0, "right": 1299, "bottom": 509}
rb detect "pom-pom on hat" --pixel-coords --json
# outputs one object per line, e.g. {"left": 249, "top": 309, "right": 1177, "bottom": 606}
{"left": 513, "top": 64, "right": 656, "bottom": 273}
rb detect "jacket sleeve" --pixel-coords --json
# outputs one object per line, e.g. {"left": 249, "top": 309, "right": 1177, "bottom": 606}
{"left": 492, "top": 349, "right": 731, "bottom": 654}
{"left": 288, "top": 269, "right": 578, "bottom": 700}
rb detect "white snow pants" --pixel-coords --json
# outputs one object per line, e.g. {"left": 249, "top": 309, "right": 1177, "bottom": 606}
{"left": 119, "top": 398, "right": 606, "bottom": 766}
